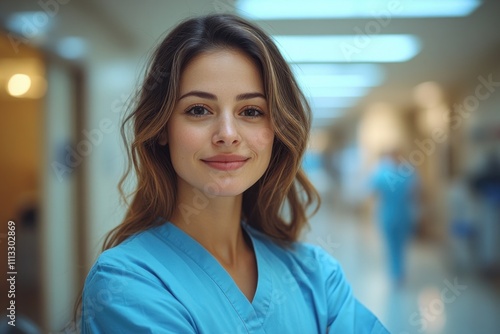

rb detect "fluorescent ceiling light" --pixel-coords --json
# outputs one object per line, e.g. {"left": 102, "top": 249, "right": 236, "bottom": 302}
{"left": 274, "top": 35, "right": 420, "bottom": 62}
{"left": 236, "top": 0, "right": 482, "bottom": 19}
{"left": 292, "top": 64, "right": 384, "bottom": 88}
{"left": 293, "top": 64, "right": 381, "bottom": 107}
{"left": 310, "top": 97, "right": 360, "bottom": 109}
{"left": 6, "top": 12, "right": 53, "bottom": 38}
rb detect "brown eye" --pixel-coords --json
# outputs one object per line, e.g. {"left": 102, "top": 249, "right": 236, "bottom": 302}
{"left": 187, "top": 105, "right": 210, "bottom": 117}
{"left": 240, "top": 108, "right": 263, "bottom": 118}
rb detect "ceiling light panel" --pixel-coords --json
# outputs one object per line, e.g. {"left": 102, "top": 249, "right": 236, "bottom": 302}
{"left": 274, "top": 35, "right": 420, "bottom": 62}
{"left": 237, "top": 0, "right": 482, "bottom": 19}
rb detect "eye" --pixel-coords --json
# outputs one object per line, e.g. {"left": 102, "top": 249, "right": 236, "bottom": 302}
{"left": 186, "top": 105, "right": 210, "bottom": 117}
{"left": 240, "top": 107, "right": 264, "bottom": 118}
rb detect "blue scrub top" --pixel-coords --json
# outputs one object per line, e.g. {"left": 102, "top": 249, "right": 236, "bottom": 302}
{"left": 371, "top": 158, "right": 419, "bottom": 228}
{"left": 81, "top": 222, "right": 389, "bottom": 333}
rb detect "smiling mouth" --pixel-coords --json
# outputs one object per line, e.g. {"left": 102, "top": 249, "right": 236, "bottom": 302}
{"left": 201, "top": 157, "right": 250, "bottom": 171}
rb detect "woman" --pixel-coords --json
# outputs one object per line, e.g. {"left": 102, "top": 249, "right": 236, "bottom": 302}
{"left": 80, "top": 13, "right": 389, "bottom": 333}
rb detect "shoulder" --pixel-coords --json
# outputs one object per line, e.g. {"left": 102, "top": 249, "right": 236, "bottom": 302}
{"left": 246, "top": 225, "right": 389, "bottom": 330}
{"left": 83, "top": 227, "right": 167, "bottom": 307}
{"left": 81, "top": 227, "right": 196, "bottom": 333}
{"left": 87, "top": 226, "right": 167, "bottom": 282}
{"left": 246, "top": 226, "right": 389, "bottom": 333}
{"left": 82, "top": 223, "right": 189, "bottom": 307}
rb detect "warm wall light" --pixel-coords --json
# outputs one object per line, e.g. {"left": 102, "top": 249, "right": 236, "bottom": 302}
{"left": 7, "top": 74, "right": 32, "bottom": 97}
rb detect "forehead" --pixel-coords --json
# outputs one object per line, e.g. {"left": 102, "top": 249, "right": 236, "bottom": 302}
{"left": 179, "top": 49, "right": 264, "bottom": 94}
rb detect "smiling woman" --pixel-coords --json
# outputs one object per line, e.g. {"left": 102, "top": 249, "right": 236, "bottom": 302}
{"left": 164, "top": 49, "right": 274, "bottom": 200}
{"left": 76, "top": 13, "right": 389, "bottom": 334}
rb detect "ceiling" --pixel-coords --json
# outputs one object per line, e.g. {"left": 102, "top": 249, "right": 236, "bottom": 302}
{"left": 1, "top": 0, "right": 500, "bottom": 122}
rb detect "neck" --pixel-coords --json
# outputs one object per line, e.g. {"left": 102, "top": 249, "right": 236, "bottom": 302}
{"left": 170, "top": 184, "right": 248, "bottom": 268}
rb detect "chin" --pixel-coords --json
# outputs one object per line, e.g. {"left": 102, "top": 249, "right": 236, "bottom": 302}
{"left": 198, "top": 180, "right": 254, "bottom": 198}
{"left": 204, "top": 187, "right": 247, "bottom": 198}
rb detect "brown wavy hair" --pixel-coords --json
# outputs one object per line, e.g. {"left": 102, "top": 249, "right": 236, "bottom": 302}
{"left": 105, "top": 13, "right": 319, "bottom": 248}
{"left": 73, "top": 13, "right": 319, "bottom": 330}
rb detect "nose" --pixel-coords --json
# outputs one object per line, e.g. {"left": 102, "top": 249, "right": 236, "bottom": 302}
{"left": 212, "top": 112, "right": 241, "bottom": 146}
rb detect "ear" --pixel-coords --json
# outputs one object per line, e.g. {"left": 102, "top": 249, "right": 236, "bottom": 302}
{"left": 158, "top": 131, "right": 168, "bottom": 146}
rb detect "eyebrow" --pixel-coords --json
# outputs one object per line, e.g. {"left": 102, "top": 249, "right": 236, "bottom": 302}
{"left": 178, "top": 90, "right": 266, "bottom": 101}
{"left": 236, "top": 92, "right": 266, "bottom": 101}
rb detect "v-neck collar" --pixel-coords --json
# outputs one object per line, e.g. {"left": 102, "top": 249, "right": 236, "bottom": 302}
{"left": 155, "top": 221, "right": 273, "bottom": 326}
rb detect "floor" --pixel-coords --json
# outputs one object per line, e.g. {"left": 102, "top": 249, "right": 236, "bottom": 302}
{"left": 303, "top": 187, "right": 500, "bottom": 334}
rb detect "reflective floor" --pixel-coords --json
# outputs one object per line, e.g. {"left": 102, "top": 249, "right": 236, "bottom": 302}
{"left": 304, "top": 187, "right": 500, "bottom": 334}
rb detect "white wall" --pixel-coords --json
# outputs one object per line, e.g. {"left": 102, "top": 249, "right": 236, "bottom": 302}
{"left": 85, "top": 58, "right": 139, "bottom": 267}
{"left": 42, "top": 61, "right": 77, "bottom": 331}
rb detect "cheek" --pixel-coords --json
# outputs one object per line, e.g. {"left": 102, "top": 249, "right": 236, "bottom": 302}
{"left": 167, "top": 122, "right": 203, "bottom": 161}
{"left": 250, "top": 127, "right": 274, "bottom": 154}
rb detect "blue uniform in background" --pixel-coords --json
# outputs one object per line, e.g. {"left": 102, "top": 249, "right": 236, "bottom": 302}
{"left": 81, "top": 221, "right": 389, "bottom": 333}
{"left": 371, "top": 157, "right": 419, "bottom": 282}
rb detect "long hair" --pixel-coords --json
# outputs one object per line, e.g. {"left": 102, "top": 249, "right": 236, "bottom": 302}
{"left": 73, "top": 13, "right": 320, "bottom": 329}
{"left": 104, "top": 13, "right": 320, "bottom": 249}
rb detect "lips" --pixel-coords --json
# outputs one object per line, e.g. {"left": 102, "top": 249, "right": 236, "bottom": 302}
{"left": 201, "top": 155, "right": 249, "bottom": 171}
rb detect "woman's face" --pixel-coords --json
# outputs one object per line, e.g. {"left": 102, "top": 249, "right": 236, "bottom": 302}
{"left": 165, "top": 48, "right": 274, "bottom": 198}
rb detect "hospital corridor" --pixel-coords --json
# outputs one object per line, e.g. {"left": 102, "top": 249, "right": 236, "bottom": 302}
{"left": 304, "top": 174, "right": 500, "bottom": 334}
{"left": 1, "top": 0, "right": 500, "bottom": 333}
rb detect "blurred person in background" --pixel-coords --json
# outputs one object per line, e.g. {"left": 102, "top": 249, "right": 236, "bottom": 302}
{"left": 370, "top": 148, "right": 420, "bottom": 285}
